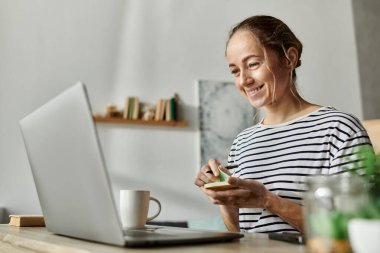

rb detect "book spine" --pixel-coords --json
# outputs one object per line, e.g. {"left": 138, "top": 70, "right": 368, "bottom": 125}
{"left": 170, "top": 97, "right": 176, "bottom": 121}
{"left": 165, "top": 99, "right": 171, "bottom": 121}
{"left": 123, "top": 97, "right": 130, "bottom": 119}
{"left": 132, "top": 97, "right": 139, "bottom": 120}
{"left": 157, "top": 99, "right": 165, "bottom": 121}
{"left": 155, "top": 99, "right": 163, "bottom": 121}
{"left": 128, "top": 97, "right": 134, "bottom": 119}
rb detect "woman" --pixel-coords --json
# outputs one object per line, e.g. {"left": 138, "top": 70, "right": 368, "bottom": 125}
{"left": 194, "top": 15, "right": 371, "bottom": 234}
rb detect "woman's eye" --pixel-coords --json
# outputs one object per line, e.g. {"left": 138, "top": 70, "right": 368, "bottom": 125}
{"left": 248, "top": 62, "right": 259, "bottom": 68}
{"left": 230, "top": 69, "right": 239, "bottom": 77}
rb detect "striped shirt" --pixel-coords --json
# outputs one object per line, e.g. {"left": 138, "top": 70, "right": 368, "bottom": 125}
{"left": 227, "top": 106, "right": 372, "bottom": 233}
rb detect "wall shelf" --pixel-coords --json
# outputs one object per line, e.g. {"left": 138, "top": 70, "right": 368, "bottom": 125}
{"left": 93, "top": 116, "right": 189, "bottom": 127}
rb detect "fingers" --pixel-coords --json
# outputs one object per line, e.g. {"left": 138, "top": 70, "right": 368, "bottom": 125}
{"left": 207, "top": 159, "right": 221, "bottom": 177}
{"left": 227, "top": 176, "right": 241, "bottom": 186}
{"left": 201, "top": 164, "right": 219, "bottom": 182}
{"left": 194, "top": 178, "right": 205, "bottom": 187}
{"left": 228, "top": 176, "right": 254, "bottom": 188}
{"left": 194, "top": 169, "right": 214, "bottom": 187}
{"left": 218, "top": 165, "right": 232, "bottom": 176}
{"left": 201, "top": 187, "right": 241, "bottom": 206}
{"left": 201, "top": 187, "right": 222, "bottom": 204}
{"left": 227, "top": 177, "right": 268, "bottom": 204}
{"left": 194, "top": 160, "right": 221, "bottom": 187}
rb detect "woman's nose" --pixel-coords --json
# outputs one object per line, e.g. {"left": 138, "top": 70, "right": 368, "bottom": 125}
{"left": 239, "top": 70, "right": 252, "bottom": 87}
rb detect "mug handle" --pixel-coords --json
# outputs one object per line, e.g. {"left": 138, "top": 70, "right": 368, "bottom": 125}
{"left": 147, "top": 197, "right": 161, "bottom": 221}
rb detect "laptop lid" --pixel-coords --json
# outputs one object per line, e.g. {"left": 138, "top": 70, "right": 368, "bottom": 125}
{"left": 20, "top": 83, "right": 125, "bottom": 245}
{"left": 19, "top": 82, "right": 243, "bottom": 247}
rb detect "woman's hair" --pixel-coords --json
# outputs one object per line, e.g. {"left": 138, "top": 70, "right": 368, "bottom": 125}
{"left": 226, "top": 15, "right": 303, "bottom": 103}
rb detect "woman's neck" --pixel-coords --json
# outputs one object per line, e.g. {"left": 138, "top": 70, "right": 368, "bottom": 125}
{"left": 261, "top": 93, "right": 320, "bottom": 125}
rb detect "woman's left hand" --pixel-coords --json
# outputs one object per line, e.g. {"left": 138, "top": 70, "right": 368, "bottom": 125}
{"left": 201, "top": 176, "right": 273, "bottom": 208}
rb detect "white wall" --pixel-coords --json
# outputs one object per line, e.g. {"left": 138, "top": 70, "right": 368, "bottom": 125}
{"left": 352, "top": 0, "right": 380, "bottom": 120}
{"left": 0, "top": 0, "right": 361, "bottom": 222}
{"left": 0, "top": 0, "right": 126, "bottom": 218}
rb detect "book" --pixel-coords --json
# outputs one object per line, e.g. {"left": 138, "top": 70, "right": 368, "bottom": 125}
{"left": 9, "top": 215, "right": 45, "bottom": 227}
{"left": 132, "top": 97, "right": 140, "bottom": 120}
{"left": 123, "top": 97, "right": 130, "bottom": 119}
{"left": 155, "top": 98, "right": 165, "bottom": 121}
{"left": 165, "top": 99, "right": 171, "bottom": 121}
{"left": 163, "top": 94, "right": 179, "bottom": 121}
{"left": 159, "top": 99, "right": 166, "bottom": 120}
{"left": 154, "top": 99, "right": 161, "bottom": 121}
{"left": 170, "top": 97, "right": 177, "bottom": 121}
{"left": 128, "top": 97, "right": 135, "bottom": 119}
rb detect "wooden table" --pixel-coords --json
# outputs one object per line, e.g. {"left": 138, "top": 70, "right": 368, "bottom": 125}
{"left": 0, "top": 225, "right": 306, "bottom": 253}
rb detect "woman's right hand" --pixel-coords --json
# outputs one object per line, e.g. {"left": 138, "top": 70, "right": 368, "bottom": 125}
{"left": 194, "top": 159, "right": 239, "bottom": 232}
{"left": 194, "top": 159, "right": 230, "bottom": 187}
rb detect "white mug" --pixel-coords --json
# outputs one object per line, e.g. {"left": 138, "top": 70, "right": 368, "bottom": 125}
{"left": 119, "top": 190, "right": 161, "bottom": 229}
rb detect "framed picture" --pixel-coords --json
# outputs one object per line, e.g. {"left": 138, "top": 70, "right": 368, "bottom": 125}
{"left": 198, "top": 80, "right": 256, "bottom": 166}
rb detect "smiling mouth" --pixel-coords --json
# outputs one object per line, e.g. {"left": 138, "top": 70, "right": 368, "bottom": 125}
{"left": 246, "top": 84, "right": 264, "bottom": 96}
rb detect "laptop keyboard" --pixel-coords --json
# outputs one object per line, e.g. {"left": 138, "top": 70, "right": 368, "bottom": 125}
{"left": 122, "top": 226, "right": 206, "bottom": 239}
{"left": 123, "top": 227, "right": 174, "bottom": 238}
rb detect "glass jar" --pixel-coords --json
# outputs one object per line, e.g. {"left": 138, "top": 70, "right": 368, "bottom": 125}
{"left": 304, "top": 174, "right": 369, "bottom": 253}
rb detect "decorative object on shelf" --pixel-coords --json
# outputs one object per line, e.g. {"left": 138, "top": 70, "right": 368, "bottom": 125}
{"left": 141, "top": 104, "right": 156, "bottom": 121}
{"left": 198, "top": 80, "right": 256, "bottom": 166}
{"left": 94, "top": 93, "right": 187, "bottom": 127}
{"left": 93, "top": 116, "right": 188, "bottom": 127}
{"left": 106, "top": 104, "right": 122, "bottom": 118}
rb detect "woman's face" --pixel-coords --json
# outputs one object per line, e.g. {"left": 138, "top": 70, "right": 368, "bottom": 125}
{"left": 226, "top": 30, "right": 291, "bottom": 109}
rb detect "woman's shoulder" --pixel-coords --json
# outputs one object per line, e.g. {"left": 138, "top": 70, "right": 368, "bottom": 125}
{"left": 238, "top": 124, "right": 260, "bottom": 135}
{"left": 232, "top": 123, "right": 262, "bottom": 142}
{"left": 315, "top": 106, "right": 366, "bottom": 133}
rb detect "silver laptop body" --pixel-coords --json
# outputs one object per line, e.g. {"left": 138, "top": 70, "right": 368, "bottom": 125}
{"left": 19, "top": 82, "right": 243, "bottom": 247}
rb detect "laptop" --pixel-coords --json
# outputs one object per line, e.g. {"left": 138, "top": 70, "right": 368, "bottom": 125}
{"left": 19, "top": 82, "right": 243, "bottom": 247}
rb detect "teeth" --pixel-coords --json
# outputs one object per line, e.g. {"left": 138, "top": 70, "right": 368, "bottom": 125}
{"left": 247, "top": 85, "right": 263, "bottom": 95}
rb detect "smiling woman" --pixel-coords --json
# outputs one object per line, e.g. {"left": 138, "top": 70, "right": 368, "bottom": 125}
{"left": 194, "top": 15, "right": 372, "bottom": 235}
{"left": 225, "top": 15, "right": 309, "bottom": 123}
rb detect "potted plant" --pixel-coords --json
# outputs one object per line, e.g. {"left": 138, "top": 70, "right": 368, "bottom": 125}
{"left": 304, "top": 147, "right": 380, "bottom": 253}
{"left": 347, "top": 147, "right": 380, "bottom": 253}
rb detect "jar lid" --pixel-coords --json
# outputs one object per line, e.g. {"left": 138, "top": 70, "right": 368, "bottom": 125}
{"left": 306, "top": 174, "right": 367, "bottom": 194}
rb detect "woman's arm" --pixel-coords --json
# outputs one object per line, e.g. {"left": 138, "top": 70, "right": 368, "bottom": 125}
{"left": 219, "top": 205, "right": 240, "bottom": 232}
{"left": 264, "top": 193, "right": 304, "bottom": 233}
{"left": 195, "top": 160, "right": 241, "bottom": 232}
